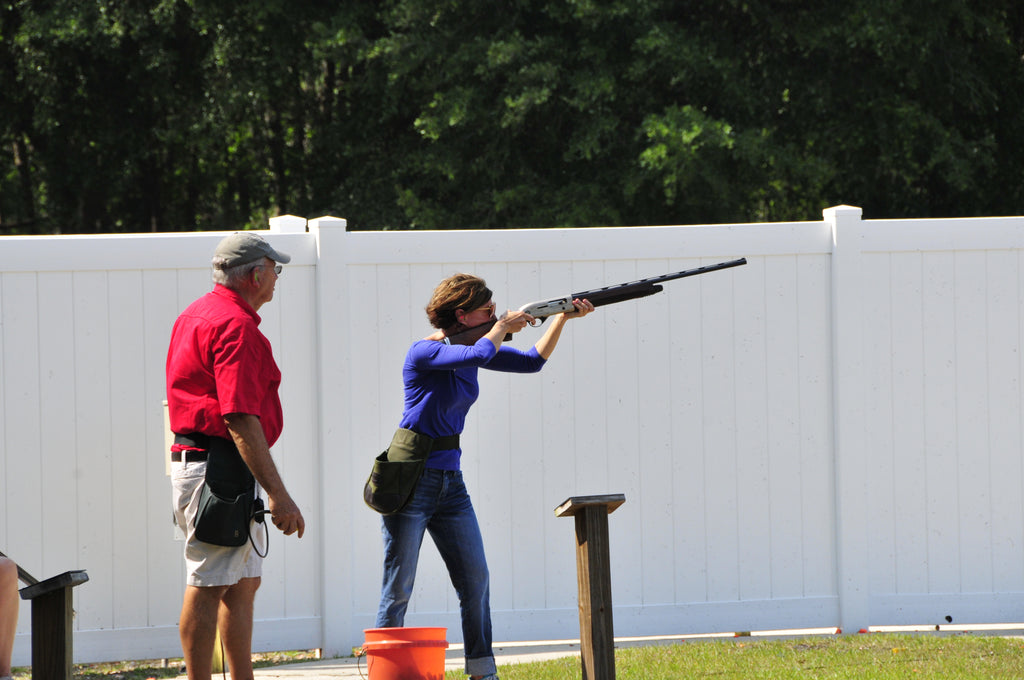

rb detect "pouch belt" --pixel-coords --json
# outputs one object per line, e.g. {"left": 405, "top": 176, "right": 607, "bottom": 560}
{"left": 174, "top": 432, "right": 211, "bottom": 449}
{"left": 431, "top": 434, "right": 460, "bottom": 451}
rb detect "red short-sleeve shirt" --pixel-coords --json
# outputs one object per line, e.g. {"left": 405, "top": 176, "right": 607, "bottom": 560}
{"left": 166, "top": 285, "right": 283, "bottom": 446}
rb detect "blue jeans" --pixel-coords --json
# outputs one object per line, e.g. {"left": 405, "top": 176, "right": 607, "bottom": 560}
{"left": 375, "top": 468, "right": 496, "bottom": 677}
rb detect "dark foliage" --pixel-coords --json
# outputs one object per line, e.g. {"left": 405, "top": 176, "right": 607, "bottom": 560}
{"left": 1, "top": 1, "right": 1022, "bottom": 233}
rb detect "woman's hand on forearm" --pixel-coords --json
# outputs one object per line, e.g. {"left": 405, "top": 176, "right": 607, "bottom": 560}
{"left": 560, "top": 298, "right": 595, "bottom": 320}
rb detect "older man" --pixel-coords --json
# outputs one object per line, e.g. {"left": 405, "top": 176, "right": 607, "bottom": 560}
{"left": 166, "top": 232, "right": 305, "bottom": 680}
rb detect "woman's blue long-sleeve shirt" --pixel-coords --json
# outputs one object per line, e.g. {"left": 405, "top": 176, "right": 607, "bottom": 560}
{"left": 399, "top": 336, "right": 547, "bottom": 470}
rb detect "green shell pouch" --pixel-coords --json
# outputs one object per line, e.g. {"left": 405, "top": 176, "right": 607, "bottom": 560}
{"left": 363, "top": 429, "right": 458, "bottom": 515}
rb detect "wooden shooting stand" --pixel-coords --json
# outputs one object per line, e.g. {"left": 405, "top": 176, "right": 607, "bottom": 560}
{"left": 1, "top": 551, "right": 89, "bottom": 680}
{"left": 554, "top": 494, "right": 625, "bottom": 680}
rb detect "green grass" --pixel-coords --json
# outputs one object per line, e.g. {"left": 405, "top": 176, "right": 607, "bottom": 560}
{"left": 445, "top": 634, "right": 1024, "bottom": 680}
{"left": 12, "top": 649, "right": 320, "bottom": 680}
{"left": 11, "top": 634, "right": 1023, "bottom": 680}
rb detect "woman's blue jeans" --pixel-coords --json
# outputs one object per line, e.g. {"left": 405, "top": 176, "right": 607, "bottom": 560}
{"left": 375, "top": 468, "right": 496, "bottom": 677}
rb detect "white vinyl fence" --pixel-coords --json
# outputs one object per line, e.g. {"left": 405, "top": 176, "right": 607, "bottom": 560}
{"left": 2, "top": 206, "right": 1024, "bottom": 664}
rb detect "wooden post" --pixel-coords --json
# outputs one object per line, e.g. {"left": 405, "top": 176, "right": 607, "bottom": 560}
{"left": 555, "top": 494, "right": 625, "bottom": 680}
{"left": 19, "top": 570, "right": 89, "bottom": 680}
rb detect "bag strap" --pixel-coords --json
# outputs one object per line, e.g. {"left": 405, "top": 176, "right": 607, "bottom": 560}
{"left": 430, "top": 434, "right": 460, "bottom": 451}
{"left": 387, "top": 429, "right": 460, "bottom": 462}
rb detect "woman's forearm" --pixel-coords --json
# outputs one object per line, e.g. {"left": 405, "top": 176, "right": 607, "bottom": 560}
{"left": 534, "top": 314, "right": 569, "bottom": 359}
{"left": 533, "top": 298, "right": 595, "bottom": 359}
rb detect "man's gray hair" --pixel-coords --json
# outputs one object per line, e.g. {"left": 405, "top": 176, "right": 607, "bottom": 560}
{"left": 212, "top": 256, "right": 263, "bottom": 289}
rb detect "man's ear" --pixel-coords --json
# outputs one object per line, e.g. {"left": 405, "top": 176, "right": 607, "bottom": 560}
{"left": 253, "top": 270, "right": 260, "bottom": 285}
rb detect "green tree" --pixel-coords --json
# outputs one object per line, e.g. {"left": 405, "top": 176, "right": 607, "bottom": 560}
{"left": 348, "top": 0, "right": 1024, "bottom": 227}
{"left": 2, "top": 0, "right": 1022, "bottom": 233}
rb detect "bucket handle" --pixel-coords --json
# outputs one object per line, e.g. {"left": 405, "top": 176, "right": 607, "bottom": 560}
{"left": 362, "top": 639, "right": 449, "bottom": 650}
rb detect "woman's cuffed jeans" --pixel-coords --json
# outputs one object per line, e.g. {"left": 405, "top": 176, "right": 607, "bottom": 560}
{"left": 375, "top": 468, "right": 496, "bottom": 677}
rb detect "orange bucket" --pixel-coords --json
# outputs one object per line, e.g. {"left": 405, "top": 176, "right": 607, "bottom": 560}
{"left": 363, "top": 627, "right": 449, "bottom": 680}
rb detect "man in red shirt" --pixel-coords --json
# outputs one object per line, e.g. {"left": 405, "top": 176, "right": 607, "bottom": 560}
{"left": 166, "top": 231, "right": 305, "bottom": 680}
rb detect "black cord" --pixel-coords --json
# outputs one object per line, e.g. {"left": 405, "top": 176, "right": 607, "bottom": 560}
{"left": 356, "top": 647, "right": 367, "bottom": 679}
{"left": 250, "top": 496, "right": 269, "bottom": 558}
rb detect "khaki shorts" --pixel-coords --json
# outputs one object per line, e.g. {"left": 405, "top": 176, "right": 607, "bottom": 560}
{"left": 172, "top": 460, "right": 264, "bottom": 587}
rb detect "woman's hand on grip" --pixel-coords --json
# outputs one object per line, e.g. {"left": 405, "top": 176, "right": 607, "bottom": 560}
{"left": 496, "top": 309, "right": 534, "bottom": 335}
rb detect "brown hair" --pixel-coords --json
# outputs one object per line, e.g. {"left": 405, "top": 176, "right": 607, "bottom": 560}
{"left": 426, "top": 273, "right": 493, "bottom": 330}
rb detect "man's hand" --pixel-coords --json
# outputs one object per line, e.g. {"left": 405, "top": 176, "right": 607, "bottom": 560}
{"left": 268, "top": 493, "right": 305, "bottom": 538}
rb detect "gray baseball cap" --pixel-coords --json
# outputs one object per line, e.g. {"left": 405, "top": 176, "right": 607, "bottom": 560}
{"left": 212, "top": 232, "right": 291, "bottom": 269}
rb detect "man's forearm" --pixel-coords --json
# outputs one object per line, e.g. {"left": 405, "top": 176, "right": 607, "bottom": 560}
{"left": 224, "top": 412, "right": 305, "bottom": 538}
{"left": 223, "top": 413, "right": 287, "bottom": 497}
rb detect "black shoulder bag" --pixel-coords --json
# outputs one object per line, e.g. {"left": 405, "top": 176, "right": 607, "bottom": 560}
{"left": 191, "top": 434, "right": 257, "bottom": 547}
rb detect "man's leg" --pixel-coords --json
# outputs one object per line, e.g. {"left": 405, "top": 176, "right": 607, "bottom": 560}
{"left": 0, "top": 558, "right": 18, "bottom": 677}
{"left": 180, "top": 584, "right": 228, "bottom": 680}
{"left": 218, "top": 577, "right": 261, "bottom": 680}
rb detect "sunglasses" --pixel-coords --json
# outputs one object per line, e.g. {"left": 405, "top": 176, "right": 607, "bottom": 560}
{"left": 471, "top": 301, "right": 496, "bottom": 315}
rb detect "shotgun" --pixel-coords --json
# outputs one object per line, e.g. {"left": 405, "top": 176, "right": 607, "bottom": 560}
{"left": 448, "top": 257, "right": 746, "bottom": 345}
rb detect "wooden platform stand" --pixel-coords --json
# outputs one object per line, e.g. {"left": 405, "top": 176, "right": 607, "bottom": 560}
{"left": 555, "top": 494, "right": 625, "bottom": 680}
{"left": 1, "top": 551, "right": 89, "bottom": 680}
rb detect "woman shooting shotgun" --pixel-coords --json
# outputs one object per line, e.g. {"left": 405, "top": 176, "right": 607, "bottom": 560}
{"left": 373, "top": 273, "right": 594, "bottom": 680}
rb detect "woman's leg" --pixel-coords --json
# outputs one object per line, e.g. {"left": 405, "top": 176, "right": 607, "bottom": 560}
{"left": 427, "top": 472, "right": 496, "bottom": 678}
{"left": 375, "top": 469, "right": 442, "bottom": 627}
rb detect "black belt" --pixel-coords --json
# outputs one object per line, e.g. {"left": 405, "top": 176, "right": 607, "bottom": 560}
{"left": 171, "top": 449, "right": 208, "bottom": 463}
{"left": 171, "top": 432, "right": 234, "bottom": 462}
